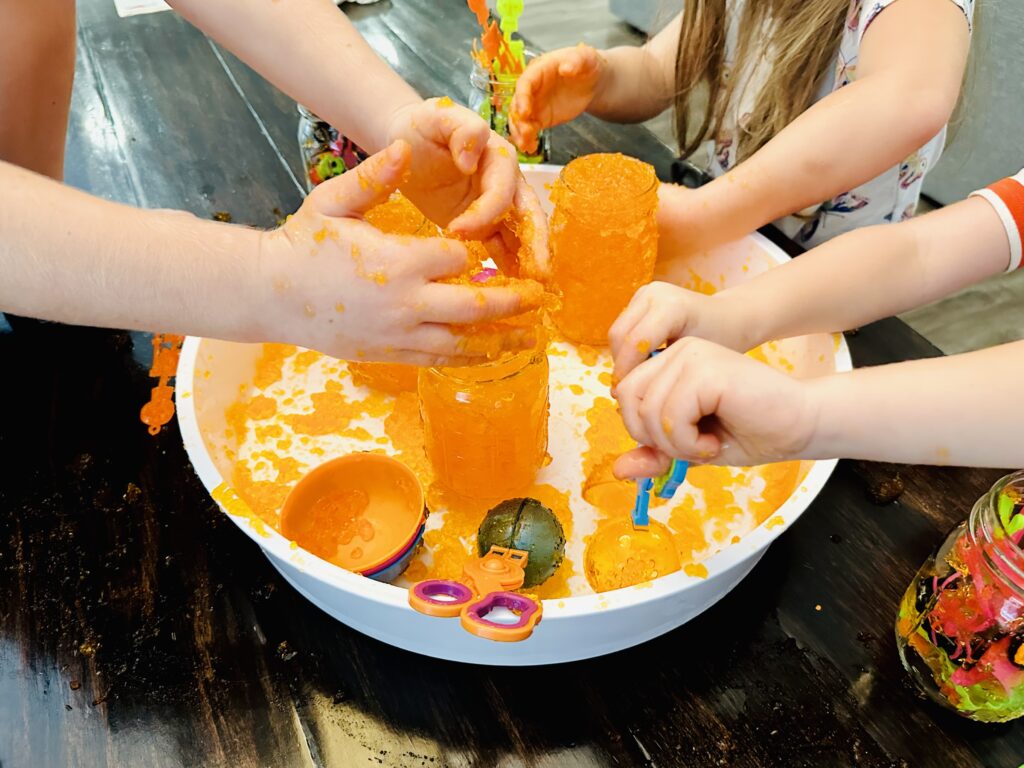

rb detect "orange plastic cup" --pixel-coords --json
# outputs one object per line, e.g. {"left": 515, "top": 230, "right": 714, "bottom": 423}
{"left": 280, "top": 454, "right": 426, "bottom": 580}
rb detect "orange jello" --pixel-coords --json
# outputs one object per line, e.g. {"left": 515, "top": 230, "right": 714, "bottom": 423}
{"left": 350, "top": 193, "right": 435, "bottom": 392}
{"left": 549, "top": 153, "right": 658, "bottom": 345}
{"left": 418, "top": 342, "right": 550, "bottom": 500}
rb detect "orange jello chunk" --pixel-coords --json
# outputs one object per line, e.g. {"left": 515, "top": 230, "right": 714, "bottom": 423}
{"left": 364, "top": 192, "right": 436, "bottom": 236}
{"left": 549, "top": 153, "right": 658, "bottom": 346}
{"left": 584, "top": 517, "right": 681, "bottom": 593}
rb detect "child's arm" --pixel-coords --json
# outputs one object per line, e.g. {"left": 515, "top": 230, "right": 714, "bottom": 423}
{"left": 613, "top": 337, "right": 1024, "bottom": 474}
{"left": 0, "top": 144, "right": 539, "bottom": 366}
{"left": 612, "top": 183, "right": 1016, "bottom": 381}
{"left": 165, "top": 0, "right": 547, "bottom": 273}
{"left": 509, "top": 16, "right": 680, "bottom": 153}
{"left": 660, "top": 0, "right": 971, "bottom": 255}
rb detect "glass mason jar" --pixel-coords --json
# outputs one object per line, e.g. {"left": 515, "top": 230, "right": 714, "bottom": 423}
{"left": 896, "top": 471, "right": 1024, "bottom": 722}
{"left": 418, "top": 344, "right": 550, "bottom": 499}
{"left": 549, "top": 153, "right": 659, "bottom": 346}
{"left": 297, "top": 104, "right": 369, "bottom": 193}
{"left": 468, "top": 57, "right": 550, "bottom": 164}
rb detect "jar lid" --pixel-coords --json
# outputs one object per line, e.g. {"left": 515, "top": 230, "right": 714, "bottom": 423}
{"left": 280, "top": 453, "right": 426, "bottom": 574}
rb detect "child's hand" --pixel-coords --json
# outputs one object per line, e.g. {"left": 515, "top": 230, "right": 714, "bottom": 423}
{"left": 612, "top": 338, "right": 817, "bottom": 474}
{"left": 385, "top": 98, "right": 549, "bottom": 279}
{"left": 258, "top": 140, "right": 541, "bottom": 365}
{"left": 609, "top": 282, "right": 753, "bottom": 383}
{"left": 510, "top": 44, "right": 605, "bottom": 155}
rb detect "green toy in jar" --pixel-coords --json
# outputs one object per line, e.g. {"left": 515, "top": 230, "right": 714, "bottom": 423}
{"left": 896, "top": 470, "right": 1024, "bottom": 722}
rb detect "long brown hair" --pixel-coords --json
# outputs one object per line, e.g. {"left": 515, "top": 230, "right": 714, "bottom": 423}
{"left": 674, "top": 0, "right": 850, "bottom": 162}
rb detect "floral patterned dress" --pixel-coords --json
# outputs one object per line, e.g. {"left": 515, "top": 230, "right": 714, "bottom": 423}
{"left": 701, "top": 0, "right": 974, "bottom": 247}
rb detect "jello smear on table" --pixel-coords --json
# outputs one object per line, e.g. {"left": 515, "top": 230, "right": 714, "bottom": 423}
{"left": 219, "top": 292, "right": 809, "bottom": 600}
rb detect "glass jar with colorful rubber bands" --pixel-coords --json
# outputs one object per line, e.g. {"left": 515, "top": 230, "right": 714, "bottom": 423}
{"left": 297, "top": 104, "right": 369, "bottom": 192}
{"left": 896, "top": 470, "right": 1024, "bottom": 722}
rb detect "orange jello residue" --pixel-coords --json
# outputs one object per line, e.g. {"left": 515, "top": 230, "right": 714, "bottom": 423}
{"left": 230, "top": 453, "right": 306, "bottom": 530}
{"left": 364, "top": 192, "right": 433, "bottom": 237}
{"left": 581, "top": 397, "right": 637, "bottom": 519}
{"left": 253, "top": 344, "right": 298, "bottom": 390}
{"left": 284, "top": 390, "right": 357, "bottom": 436}
{"left": 549, "top": 154, "right": 659, "bottom": 345}
{"left": 246, "top": 395, "right": 277, "bottom": 421}
{"left": 748, "top": 461, "right": 804, "bottom": 524}
{"left": 349, "top": 362, "right": 419, "bottom": 395}
{"left": 292, "top": 350, "right": 323, "bottom": 375}
{"left": 383, "top": 391, "right": 432, "bottom": 488}
{"left": 667, "top": 494, "right": 710, "bottom": 565}
{"left": 420, "top": 486, "right": 491, "bottom": 582}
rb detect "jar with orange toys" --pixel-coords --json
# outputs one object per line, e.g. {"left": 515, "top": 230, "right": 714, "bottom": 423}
{"left": 549, "top": 153, "right": 659, "bottom": 345}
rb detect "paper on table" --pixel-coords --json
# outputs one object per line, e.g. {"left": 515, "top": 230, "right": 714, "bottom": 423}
{"left": 112, "top": 0, "right": 170, "bottom": 17}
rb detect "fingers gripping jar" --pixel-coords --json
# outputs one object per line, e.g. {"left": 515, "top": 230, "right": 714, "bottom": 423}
{"left": 896, "top": 471, "right": 1024, "bottom": 722}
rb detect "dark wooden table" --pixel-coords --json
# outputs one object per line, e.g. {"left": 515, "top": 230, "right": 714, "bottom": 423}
{"left": 2, "top": 1, "right": 1021, "bottom": 765}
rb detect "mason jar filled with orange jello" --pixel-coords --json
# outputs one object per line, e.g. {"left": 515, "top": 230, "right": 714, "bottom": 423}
{"left": 549, "top": 153, "right": 659, "bottom": 345}
{"left": 418, "top": 335, "right": 549, "bottom": 500}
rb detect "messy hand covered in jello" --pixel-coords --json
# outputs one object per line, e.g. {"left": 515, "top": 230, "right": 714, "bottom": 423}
{"left": 258, "top": 140, "right": 543, "bottom": 367}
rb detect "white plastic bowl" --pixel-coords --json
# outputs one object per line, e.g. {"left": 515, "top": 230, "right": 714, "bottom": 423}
{"left": 176, "top": 164, "right": 851, "bottom": 665}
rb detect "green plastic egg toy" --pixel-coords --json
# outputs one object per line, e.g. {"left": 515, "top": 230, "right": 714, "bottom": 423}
{"left": 477, "top": 498, "right": 565, "bottom": 588}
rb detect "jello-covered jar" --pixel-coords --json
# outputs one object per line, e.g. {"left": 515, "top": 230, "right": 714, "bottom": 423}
{"left": 468, "top": 57, "right": 549, "bottom": 164}
{"left": 896, "top": 471, "right": 1024, "bottom": 722}
{"left": 297, "top": 105, "right": 369, "bottom": 192}
{"left": 418, "top": 345, "right": 549, "bottom": 499}
{"left": 549, "top": 153, "right": 659, "bottom": 345}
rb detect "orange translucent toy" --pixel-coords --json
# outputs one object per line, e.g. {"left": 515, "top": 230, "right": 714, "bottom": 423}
{"left": 350, "top": 193, "right": 435, "bottom": 392}
{"left": 418, "top": 342, "right": 549, "bottom": 500}
{"left": 584, "top": 517, "right": 681, "bottom": 593}
{"left": 549, "top": 154, "right": 659, "bottom": 345}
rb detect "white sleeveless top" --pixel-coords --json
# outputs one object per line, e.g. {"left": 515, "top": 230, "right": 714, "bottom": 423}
{"left": 699, "top": 0, "right": 974, "bottom": 247}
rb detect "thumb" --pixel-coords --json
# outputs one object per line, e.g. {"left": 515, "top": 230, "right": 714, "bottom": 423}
{"left": 308, "top": 140, "right": 411, "bottom": 218}
{"left": 613, "top": 446, "right": 673, "bottom": 480}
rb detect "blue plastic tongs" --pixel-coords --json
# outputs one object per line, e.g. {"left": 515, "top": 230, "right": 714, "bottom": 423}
{"left": 629, "top": 348, "right": 689, "bottom": 529}
{"left": 631, "top": 460, "right": 689, "bottom": 529}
